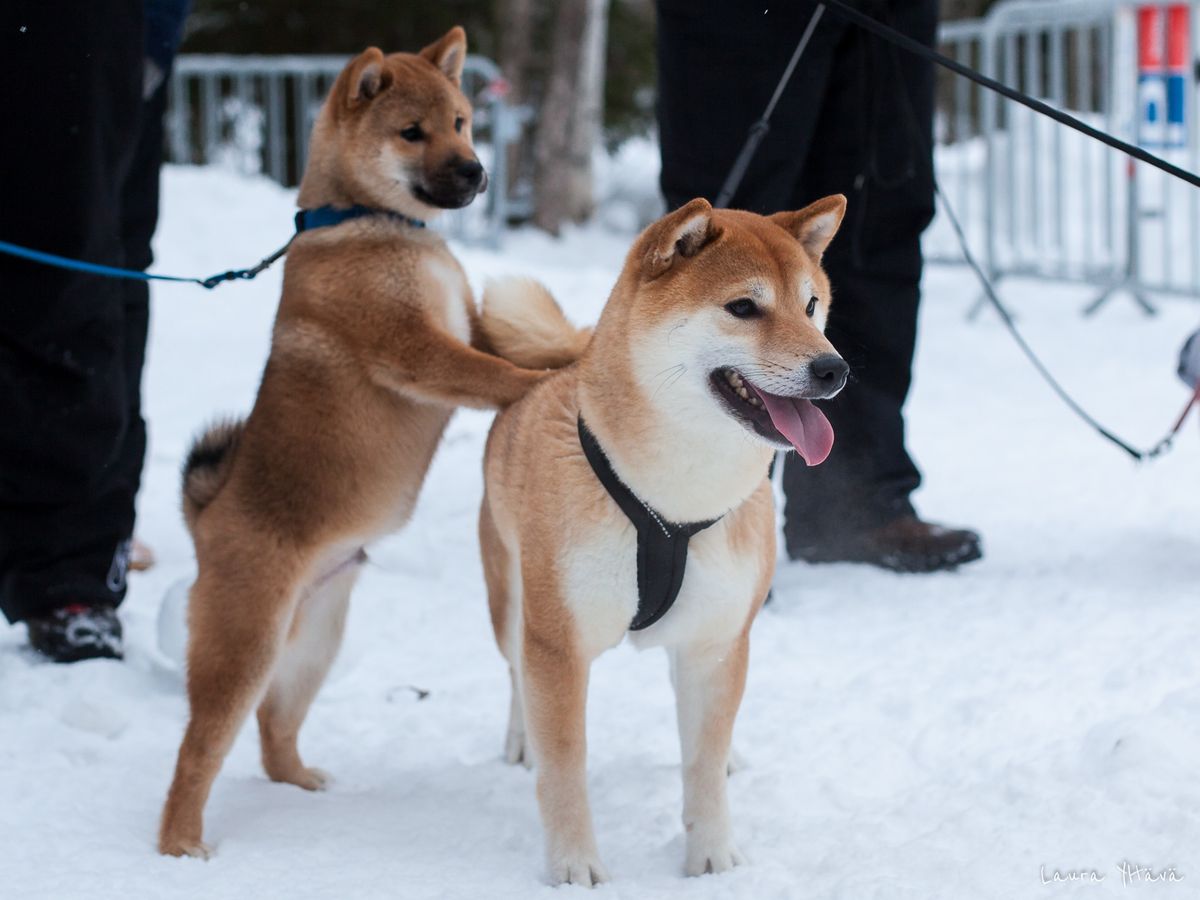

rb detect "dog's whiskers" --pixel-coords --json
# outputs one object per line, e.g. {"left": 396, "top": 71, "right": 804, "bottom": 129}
{"left": 652, "top": 363, "right": 687, "bottom": 398}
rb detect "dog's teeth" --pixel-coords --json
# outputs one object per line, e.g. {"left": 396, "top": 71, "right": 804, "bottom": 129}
{"left": 722, "top": 368, "right": 759, "bottom": 406}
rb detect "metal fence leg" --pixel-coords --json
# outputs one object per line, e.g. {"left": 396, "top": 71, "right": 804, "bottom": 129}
{"left": 965, "top": 271, "right": 1017, "bottom": 322}
{"left": 1082, "top": 160, "right": 1158, "bottom": 317}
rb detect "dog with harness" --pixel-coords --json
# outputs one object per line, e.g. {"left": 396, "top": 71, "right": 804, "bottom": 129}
{"left": 475, "top": 195, "right": 849, "bottom": 884}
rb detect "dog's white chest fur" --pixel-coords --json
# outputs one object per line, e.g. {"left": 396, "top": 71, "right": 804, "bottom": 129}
{"left": 424, "top": 255, "right": 473, "bottom": 343}
{"left": 562, "top": 514, "right": 762, "bottom": 656}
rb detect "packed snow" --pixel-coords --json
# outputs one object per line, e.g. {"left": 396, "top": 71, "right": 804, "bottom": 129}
{"left": 2, "top": 162, "right": 1199, "bottom": 900}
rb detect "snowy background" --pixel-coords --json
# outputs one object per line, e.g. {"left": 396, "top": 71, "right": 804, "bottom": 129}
{"left": 2, "top": 159, "right": 1199, "bottom": 899}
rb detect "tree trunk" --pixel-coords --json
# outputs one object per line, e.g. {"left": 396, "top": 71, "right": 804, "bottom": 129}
{"left": 532, "top": 0, "right": 610, "bottom": 234}
{"left": 498, "top": 0, "right": 536, "bottom": 102}
{"left": 567, "top": 0, "right": 609, "bottom": 218}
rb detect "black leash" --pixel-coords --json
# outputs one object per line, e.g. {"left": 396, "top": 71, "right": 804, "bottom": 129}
{"left": 822, "top": 0, "right": 1200, "bottom": 191}
{"left": 879, "top": 17, "right": 1178, "bottom": 462}
{"left": 718, "top": 1, "right": 1198, "bottom": 462}
{"left": 714, "top": 3, "right": 826, "bottom": 208}
{"left": 932, "top": 178, "right": 1147, "bottom": 460}
{"left": 721, "top": 2, "right": 1200, "bottom": 202}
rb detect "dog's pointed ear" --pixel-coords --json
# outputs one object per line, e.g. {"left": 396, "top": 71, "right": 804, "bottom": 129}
{"left": 644, "top": 198, "right": 721, "bottom": 278}
{"left": 420, "top": 26, "right": 467, "bottom": 87}
{"left": 769, "top": 194, "right": 847, "bottom": 261}
{"left": 345, "top": 47, "right": 392, "bottom": 107}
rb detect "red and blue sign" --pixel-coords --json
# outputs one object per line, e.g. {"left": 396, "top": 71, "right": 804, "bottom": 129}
{"left": 1137, "top": 4, "right": 1191, "bottom": 148}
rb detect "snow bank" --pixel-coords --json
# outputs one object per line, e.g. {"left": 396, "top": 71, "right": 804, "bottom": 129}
{"left": 1, "top": 163, "right": 1198, "bottom": 900}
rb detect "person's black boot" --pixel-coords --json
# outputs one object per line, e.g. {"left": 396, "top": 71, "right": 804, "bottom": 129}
{"left": 26, "top": 604, "right": 124, "bottom": 663}
{"left": 788, "top": 515, "right": 983, "bottom": 573}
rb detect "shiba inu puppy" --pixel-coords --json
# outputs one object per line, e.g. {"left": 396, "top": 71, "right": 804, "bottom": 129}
{"left": 158, "top": 28, "right": 549, "bottom": 857}
{"left": 477, "top": 195, "right": 849, "bottom": 884}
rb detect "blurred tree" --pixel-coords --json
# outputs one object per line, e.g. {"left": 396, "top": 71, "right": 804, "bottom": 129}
{"left": 183, "top": 0, "right": 499, "bottom": 57}
{"left": 533, "top": 0, "right": 609, "bottom": 232}
{"left": 604, "top": 0, "right": 655, "bottom": 149}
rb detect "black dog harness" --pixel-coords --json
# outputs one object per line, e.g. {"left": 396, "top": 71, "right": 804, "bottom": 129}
{"left": 577, "top": 418, "right": 722, "bottom": 631}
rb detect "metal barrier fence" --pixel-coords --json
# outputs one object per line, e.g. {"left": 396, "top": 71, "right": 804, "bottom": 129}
{"left": 166, "top": 54, "right": 530, "bottom": 246}
{"left": 168, "top": 8, "right": 1197, "bottom": 281}
{"left": 931, "top": 0, "right": 1200, "bottom": 306}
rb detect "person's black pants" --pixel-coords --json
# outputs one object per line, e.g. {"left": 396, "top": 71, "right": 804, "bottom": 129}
{"left": 0, "top": 1, "right": 160, "bottom": 623}
{"left": 657, "top": 0, "right": 937, "bottom": 547}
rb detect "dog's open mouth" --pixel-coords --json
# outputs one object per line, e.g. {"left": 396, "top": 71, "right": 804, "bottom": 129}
{"left": 709, "top": 368, "right": 834, "bottom": 466}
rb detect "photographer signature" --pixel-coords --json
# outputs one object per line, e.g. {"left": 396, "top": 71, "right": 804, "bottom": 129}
{"left": 1040, "top": 862, "right": 1185, "bottom": 886}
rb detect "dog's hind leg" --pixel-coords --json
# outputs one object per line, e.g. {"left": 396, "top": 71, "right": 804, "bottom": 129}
{"left": 256, "top": 551, "right": 360, "bottom": 790}
{"left": 670, "top": 631, "right": 750, "bottom": 877}
{"left": 159, "top": 552, "right": 305, "bottom": 858}
{"left": 480, "top": 499, "right": 530, "bottom": 767}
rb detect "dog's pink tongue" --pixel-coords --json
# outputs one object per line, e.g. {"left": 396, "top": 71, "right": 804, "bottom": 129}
{"left": 755, "top": 390, "right": 834, "bottom": 466}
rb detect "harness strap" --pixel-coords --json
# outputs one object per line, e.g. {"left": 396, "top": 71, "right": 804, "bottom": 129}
{"left": 577, "top": 417, "right": 721, "bottom": 631}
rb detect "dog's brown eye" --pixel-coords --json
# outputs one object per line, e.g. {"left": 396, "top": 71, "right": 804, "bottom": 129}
{"left": 399, "top": 124, "right": 423, "bottom": 142}
{"left": 454, "top": 116, "right": 465, "bottom": 133}
{"left": 806, "top": 296, "right": 817, "bottom": 317}
{"left": 725, "top": 298, "right": 758, "bottom": 319}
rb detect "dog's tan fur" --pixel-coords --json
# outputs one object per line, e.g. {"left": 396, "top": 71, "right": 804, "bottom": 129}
{"left": 478, "top": 196, "right": 848, "bottom": 884}
{"left": 158, "top": 29, "right": 551, "bottom": 858}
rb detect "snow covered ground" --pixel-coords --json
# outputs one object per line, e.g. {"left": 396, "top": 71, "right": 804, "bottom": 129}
{"left": 2, "top": 164, "right": 1199, "bottom": 900}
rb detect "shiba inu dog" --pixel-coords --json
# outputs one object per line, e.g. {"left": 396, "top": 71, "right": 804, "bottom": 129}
{"left": 158, "top": 28, "right": 551, "bottom": 858}
{"left": 476, "top": 195, "right": 849, "bottom": 884}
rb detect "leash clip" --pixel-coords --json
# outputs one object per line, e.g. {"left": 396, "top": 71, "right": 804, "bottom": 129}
{"left": 199, "top": 270, "right": 240, "bottom": 290}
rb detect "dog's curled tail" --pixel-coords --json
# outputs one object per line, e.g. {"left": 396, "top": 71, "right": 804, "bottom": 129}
{"left": 481, "top": 277, "right": 591, "bottom": 371}
{"left": 181, "top": 419, "right": 245, "bottom": 532}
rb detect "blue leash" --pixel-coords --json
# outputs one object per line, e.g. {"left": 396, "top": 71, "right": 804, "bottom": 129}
{"left": 0, "top": 236, "right": 293, "bottom": 289}
{"left": 0, "top": 205, "right": 425, "bottom": 291}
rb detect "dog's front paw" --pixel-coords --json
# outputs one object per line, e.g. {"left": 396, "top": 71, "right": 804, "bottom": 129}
{"left": 159, "top": 836, "right": 214, "bottom": 859}
{"left": 684, "top": 832, "right": 746, "bottom": 876}
{"left": 266, "top": 764, "right": 331, "bottom": 792}
{"left": 548, "top": 849, "right": 610, "bottom": 887}
{"left": 293, "top": 766, "right": 331, "bottom": 791}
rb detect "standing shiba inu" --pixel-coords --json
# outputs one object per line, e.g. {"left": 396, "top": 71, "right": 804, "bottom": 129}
{"left": 477, "top": 196, "right": 850, "bottom": 884}
{"left": 158, "top": 28, "right": 551, "bottom": 858}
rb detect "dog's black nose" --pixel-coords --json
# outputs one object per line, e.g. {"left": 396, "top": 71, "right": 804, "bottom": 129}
{"left": 453, "top": 158, "right": 484, "bottom": 190}
{"left": 809, "top": 354, "right": 849, "bottom": 393}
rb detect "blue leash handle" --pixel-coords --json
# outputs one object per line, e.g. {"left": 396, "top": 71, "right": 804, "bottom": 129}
{"left": 0, "top": 236, "right": 292, "bottom": 290}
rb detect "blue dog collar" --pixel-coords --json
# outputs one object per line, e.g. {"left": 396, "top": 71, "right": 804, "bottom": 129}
{"left": 294, "top": 205, "right": 427, "bottom": 234}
